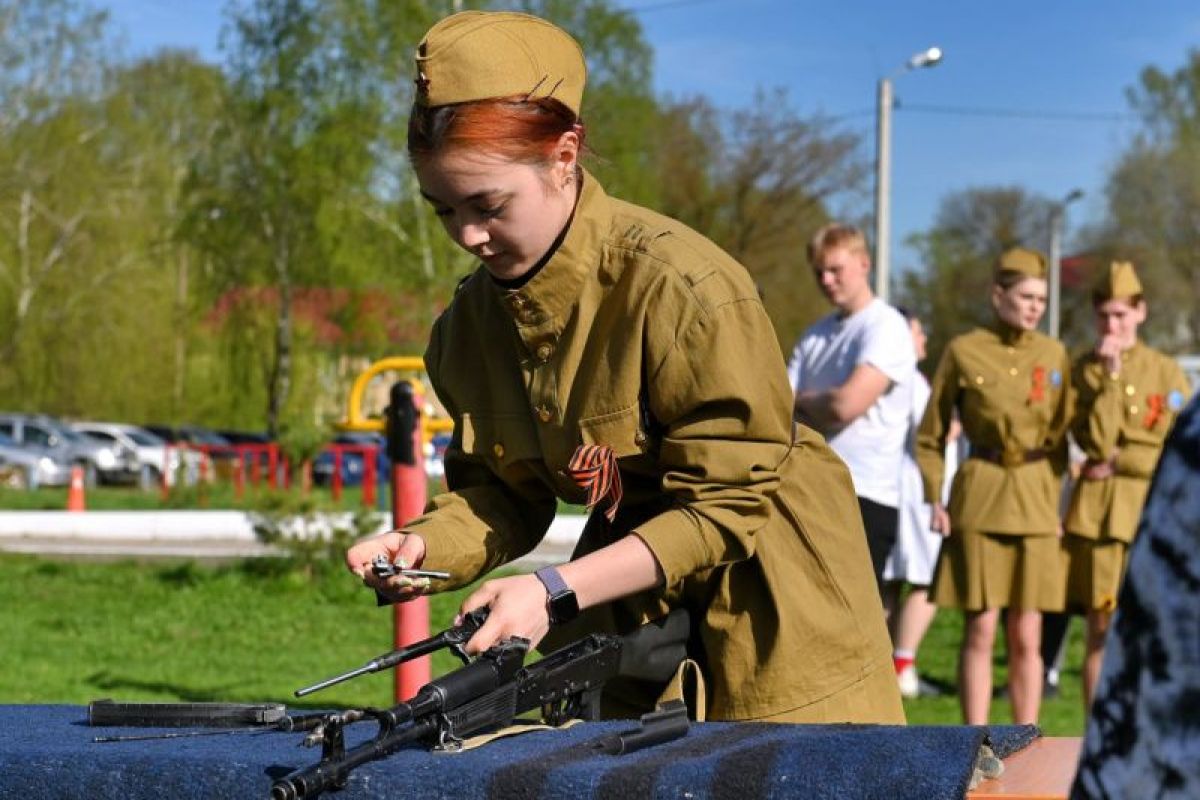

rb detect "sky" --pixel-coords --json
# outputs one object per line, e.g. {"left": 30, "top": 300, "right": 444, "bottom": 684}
{"left": 103, "top": 0, "right": 1200, "bottom": 277}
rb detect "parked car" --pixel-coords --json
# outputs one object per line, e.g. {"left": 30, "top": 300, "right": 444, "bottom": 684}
{"left": 142, "top": 424, "right": 238, "bottom": 479}
{"left": 312, "top": 432, "right": 390, "bottom": 487}
{"left": 215, "top": 429, "right": 272, "bottom": 445}
{"left": 0, "top": 431, "right": 72, "bottom": 488}
{"left": 70, "top": 422, "right": 199, "bottom": 489}
{"left": 142, "top": 424, "right": 233, "bottom": 451}
{"left": 0, "top": 413, "right": 140, "bottom": 486}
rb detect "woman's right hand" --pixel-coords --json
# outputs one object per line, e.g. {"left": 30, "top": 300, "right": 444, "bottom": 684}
{"left": 345, "top": 530, "right": 430, "bottom": 602}
{"left": 931, "top": 503, "right": 951, "bottom": 536}
{"left": 1097, "top": 335, "right": 1123, "bottom": 376}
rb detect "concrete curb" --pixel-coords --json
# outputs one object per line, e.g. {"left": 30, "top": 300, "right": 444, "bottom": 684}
{"left": 0, "top": 510, "right": 586, "bottom": 568}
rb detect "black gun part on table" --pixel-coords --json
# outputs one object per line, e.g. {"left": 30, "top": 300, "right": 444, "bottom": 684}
{"left": 87, "top": 701, "right": 333, "bottom": 743}
{"left": 270, "top": 609, "right": 692, "bottom": 800}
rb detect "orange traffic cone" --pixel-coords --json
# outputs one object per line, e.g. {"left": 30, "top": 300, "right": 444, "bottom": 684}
{"left": 67, "top": 465, "right": 86, "bottom": 512}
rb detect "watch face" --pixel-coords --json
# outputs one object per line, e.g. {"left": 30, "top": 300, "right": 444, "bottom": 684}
{"left": 550, "top": 589, "right": 579, "bottom": 624}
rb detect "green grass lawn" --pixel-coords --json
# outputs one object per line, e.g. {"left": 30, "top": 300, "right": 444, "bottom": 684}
{"left": 0, "top": 553, "right": 1088, "bottom": 734}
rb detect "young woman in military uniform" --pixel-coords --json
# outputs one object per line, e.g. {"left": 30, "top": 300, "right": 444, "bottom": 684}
{"left": 1063, "top": 260, "right": 1191, "bottom": 709}
{"left": 916, "top": 247, "right": 1073, "bottom": 725}
{"left": 344, "top": 11, "right": 903, "bottom": 724}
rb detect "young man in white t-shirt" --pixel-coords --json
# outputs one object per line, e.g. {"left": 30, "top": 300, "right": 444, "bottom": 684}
{"left": 787, "top": 223, "right": 917, "bottom": 590}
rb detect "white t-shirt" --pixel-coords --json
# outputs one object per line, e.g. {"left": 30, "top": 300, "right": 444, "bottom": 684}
{"left": 787, "top": 298, "right": 916, "bottom": 507}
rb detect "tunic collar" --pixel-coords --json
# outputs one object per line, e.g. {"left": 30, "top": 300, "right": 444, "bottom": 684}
{"left": 991, "top": 319, "right": 1035, "bottom": 347}
{"left": 491, "top": 168, "right": 609, "bottom": 337}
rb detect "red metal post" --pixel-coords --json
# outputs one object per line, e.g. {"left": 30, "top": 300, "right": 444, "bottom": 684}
{"left": 362, "top": 447, "right": 377, "bottom": 508}
{"left": 331, "top": 449, "right": 343, "bottom": 503}
{"left": 268, "top": 444, "right": 278, "bottom": 490}
{"left": 391, "top": 386, "right": 429, "bottom": 702}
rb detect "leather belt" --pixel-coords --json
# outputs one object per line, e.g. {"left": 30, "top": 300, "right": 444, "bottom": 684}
{"left": 970, "top": 446, "right": 1047, "bottom": 468}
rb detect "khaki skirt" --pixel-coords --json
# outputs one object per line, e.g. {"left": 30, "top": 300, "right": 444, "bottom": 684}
{"left": 1061, "top": 534, "right": 1130, "bottom": 613}
{"left": 930, "top": 528, "right": 1064, "bottom": 611}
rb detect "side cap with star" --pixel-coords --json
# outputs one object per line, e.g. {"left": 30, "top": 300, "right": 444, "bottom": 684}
{"left": 994, "top": 246, "right": 1048, "bottom": 281}
{"left": 414, "top": 11, "right": 587, "bottom": 117}
{"left": 1092, "top": 260, "right": 1144, "bottom": 302}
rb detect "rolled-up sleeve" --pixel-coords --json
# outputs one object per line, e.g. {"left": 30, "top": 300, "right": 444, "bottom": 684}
{"left": 917, "top": 345, "right": 959, "bottom": 503}
{"left": 634, "top": 297, "right": 793, "bottom": 586}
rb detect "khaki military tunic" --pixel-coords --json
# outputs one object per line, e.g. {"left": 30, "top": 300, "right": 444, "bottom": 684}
{"left": 1063, "top": 341, "right": 1191, "bottom": 610}
{"left": 916, "top": 324, "right": 1073, "bottom": 610}
{"left": 405, "top": 171, "right": 901, "bottom": 722}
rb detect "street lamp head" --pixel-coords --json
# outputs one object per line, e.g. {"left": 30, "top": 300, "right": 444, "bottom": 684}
{"left": 1064, "top": 188, "right": 1084, "bottom": 205}
{"left": 908, "top": 47, "right": 943, "bottom": 70}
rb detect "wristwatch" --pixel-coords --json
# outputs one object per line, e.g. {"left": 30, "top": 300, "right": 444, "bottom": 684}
{"left": 534, "top": 566, "right": 579, "bottom": 625}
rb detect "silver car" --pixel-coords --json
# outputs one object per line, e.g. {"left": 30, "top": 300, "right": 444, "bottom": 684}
{"left": 0, "top": 431, "right": 72, "bottom": 488}
{"left": 70, "top": 421, "right": 198, "bottom": 489}
{"left": 0, "top": 413, "right": 140, "bottom": 486}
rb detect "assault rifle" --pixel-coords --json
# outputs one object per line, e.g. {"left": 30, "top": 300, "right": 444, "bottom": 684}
{"left": 270, "top": 609, "right": 690, "bottom": 800}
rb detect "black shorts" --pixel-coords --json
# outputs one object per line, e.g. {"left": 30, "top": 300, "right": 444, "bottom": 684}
{"left": 857, "top": 496, "right": 898, "bottom": 590}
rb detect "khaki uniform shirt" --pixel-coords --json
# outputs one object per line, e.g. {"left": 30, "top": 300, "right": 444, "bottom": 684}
{"left": 917, "top": 325, "right": 1073, "bottom": 536}
{"left": 1065, "top": 341, "right": 1191, "bottom": 542}
{"left": 406, "top": 171, "right": 892, "bottom": 719}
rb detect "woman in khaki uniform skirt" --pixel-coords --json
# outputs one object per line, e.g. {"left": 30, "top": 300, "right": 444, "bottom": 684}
{"left": 1063, "top": 260, "right": 1191, "bottom": 709}
{"left": 344, "top": 11, "right": 902, "bottom": 724}
{"left": 916, "top": 247, "right": 1073, "bottom": 725}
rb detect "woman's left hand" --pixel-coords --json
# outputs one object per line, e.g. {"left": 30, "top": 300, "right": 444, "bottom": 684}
{"left": 459, "top": 573, "right": 551, "bottom": 655}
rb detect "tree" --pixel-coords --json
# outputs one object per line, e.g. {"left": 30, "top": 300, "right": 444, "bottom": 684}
{"left": 1083, "top": 50, "right": 1200, "bottom": 352}
{"left": 650, "top": 90, "right": 867, "bottom": 349}
{"left": 0, "top": 0, "right": 113, "bottom": 406}
{"left": 183, "top": 0, "right": 389, "bottom": 436}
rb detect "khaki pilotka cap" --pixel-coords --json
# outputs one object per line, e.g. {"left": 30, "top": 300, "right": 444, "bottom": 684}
{"left": 1092, "top": 260, "right": 1144, "bottom": 300}
{"left": 994, "top": 246, "right": 1048, "bottom": 280}
{"left": 414, "top": 11, "right": 587, "bottom": 116}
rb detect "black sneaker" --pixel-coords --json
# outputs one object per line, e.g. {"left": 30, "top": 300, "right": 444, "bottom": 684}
{"left": 1043, "top": 681, "right": 1061, "bottom": 700}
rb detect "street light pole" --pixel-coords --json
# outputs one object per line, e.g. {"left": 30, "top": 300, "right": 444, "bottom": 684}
{"left": 1047, "top": 188, "right": 1084, "bottom": 339}
{"left": 874, "top": 77, "right": 894, "bottom": 302}
{"left": 873, "top": 47, "right": 943, "bottom": 303}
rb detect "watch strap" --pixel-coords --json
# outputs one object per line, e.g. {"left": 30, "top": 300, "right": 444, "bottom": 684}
{"left": 534, "top": 566, "right": 569, "bottom": 598}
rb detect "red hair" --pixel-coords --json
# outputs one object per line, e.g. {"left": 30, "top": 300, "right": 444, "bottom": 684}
{"left": 407, "top": 96, "right": 584, "bottom": 165}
